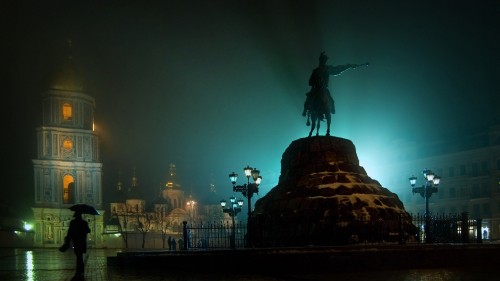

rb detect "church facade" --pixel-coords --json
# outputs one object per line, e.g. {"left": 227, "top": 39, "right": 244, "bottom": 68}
{"left": 107, "top": 164, "right": 192, "bottom": 249}
{"left": 32, "top": 52, "right": 105, "bottom": 248}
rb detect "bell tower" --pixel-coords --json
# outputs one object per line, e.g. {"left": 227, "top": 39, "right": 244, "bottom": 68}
{"left": 32, "top": 41, "right": 105, "bottom": 248}
{"left": 162, "top": 163, "right": 185, "bottom": 210}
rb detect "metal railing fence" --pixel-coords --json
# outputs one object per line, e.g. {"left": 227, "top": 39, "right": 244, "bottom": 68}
{"left": 181, "top": 213, "right": 482, "bottom": 250}
{"left": 183, "top": 221, "right": 246, "bottom": 249}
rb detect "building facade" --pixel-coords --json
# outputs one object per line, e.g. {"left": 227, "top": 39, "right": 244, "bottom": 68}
{"left": 32, "top": 53, "right": 105, "bottom": 248}
{"left": 382, "top": 124, "right": 500, "bottom": 240}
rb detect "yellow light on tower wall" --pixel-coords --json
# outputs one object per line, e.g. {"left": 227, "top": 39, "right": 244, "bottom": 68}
{"left": 62, "top": 103, "right": 72, "bottom": 120}
{"left": 63, "top": 175, "right": 74, "bottom": 204}
{"left": 63, "top": 139, "right": 73, "bottom": 150}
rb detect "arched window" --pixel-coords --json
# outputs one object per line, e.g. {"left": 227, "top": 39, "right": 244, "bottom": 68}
{"left": 62, "top": 103, "right": 73, "bottom": 121}
{"left": 63, "top": 175, "right": 75, "bottom": 204}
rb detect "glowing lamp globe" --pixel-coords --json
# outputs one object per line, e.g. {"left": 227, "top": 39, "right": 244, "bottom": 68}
{"left": 229, "top": 172, "right": 238, "bottom": 185}
{"left": 244, "top": 165, "right": 253, "bottom": 178}
{"left": 409, "top": 175, "right": 417, "bottom": 187}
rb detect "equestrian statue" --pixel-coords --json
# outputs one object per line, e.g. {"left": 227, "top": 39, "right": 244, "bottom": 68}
{"left": 303, "top": 52, "right": 368, "bottom": 137}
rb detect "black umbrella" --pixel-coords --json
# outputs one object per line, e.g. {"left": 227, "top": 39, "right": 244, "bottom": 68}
{"left": 69, "top": 204, "right": 100, "bottom": 215}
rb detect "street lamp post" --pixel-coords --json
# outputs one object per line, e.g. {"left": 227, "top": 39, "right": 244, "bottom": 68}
{"left": 229, "top": 165, "right": 262, "bottom": 247}
{"left": 409, "top": 168, "right": 441, "bottom": 243}
{"left": 220, "top": 196, "right": 243, "bottom": 249}
{"left": 186, "top": 198, "right": 196, "bottom": 220}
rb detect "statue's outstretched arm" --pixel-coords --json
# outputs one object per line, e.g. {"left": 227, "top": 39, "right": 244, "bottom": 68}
{"left": 330, "top": 63, "right": 369, "bottom": 76}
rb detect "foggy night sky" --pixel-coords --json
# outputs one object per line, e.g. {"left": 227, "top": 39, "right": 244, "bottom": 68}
{"left": 4, "top": 0, "right": 500, "bottom": 219}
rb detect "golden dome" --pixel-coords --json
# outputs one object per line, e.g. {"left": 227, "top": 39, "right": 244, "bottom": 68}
{"left": 50, "top": 55, "right": 84, "bottom": 92}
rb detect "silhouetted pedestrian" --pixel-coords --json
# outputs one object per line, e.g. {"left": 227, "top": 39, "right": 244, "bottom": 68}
{"left": 178, "top": 238, "right": 184, "bottom": 250}
{"left": 168, "top": 236, "right": 172, "bottom": 250}
{"left": 60, "top": 211, "right": 90, "bottom": 281}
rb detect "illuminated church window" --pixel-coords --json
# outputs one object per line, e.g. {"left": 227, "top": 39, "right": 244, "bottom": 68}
{"left": 63, "top": 175, "right": 75, "bottom": 204}
{"left": 63, "top": 139, "right": 73, "bottom": 150}
{"left": 62, "top": 103, "right": 73, "bottom": 121}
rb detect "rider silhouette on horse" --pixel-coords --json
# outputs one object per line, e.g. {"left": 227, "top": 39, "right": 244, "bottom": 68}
{"left": 303, "top": 52, "right": 368, "bottom": 137}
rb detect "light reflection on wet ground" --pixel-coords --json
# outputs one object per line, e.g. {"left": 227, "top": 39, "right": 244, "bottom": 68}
{"left": 0, "top": 248, "right": 498, "bottom": 281}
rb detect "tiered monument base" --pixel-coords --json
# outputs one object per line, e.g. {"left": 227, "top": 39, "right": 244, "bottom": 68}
{"left": 249, "top": 136, "right": 416, "bottom": 246}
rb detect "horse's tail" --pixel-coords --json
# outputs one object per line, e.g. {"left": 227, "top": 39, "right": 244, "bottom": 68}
{"left": 306, "top": 112, "right": 311, "bottom": 126}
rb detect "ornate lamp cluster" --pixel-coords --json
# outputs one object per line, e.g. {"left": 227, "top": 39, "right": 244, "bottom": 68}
{"left": 220, "top": 196, "right": 244, "bottom": 217}
{"left": 409, "top": 168, "right": 441, "bottom": 243}
{"left": 229, "top": 165, "right": 262, "bottom": 199}
{"left": 220, "top": 196, "right": 244, "bottom": 249}
{"left": 222, "top": 165, "right": 263, "bottom": 248}
{"left": 409, "top": 169, "right": 441, "bottom": 198}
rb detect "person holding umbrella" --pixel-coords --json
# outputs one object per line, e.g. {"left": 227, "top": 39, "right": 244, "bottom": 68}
{"left": 60, "top": 204, "right": 97, "bottom": 280}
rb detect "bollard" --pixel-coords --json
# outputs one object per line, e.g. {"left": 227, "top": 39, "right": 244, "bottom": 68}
{"left": 182, "top": 221, "right": 188, "bottom": 250}
{"left": 461, "top": 212, "right": 469, "bottom": 243}
{"left": 476, "top": 218, "right": 482, "bottom": 244}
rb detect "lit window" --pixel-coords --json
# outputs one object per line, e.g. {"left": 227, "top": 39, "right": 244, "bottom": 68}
{"left": 62, "top": 103, "right": 73, "bottom": 121}
{"left": 63, "top": 175, "right": 75, "bottom": 204}
{"left": 63, "top": 139, "right": 73, "bottom": 150}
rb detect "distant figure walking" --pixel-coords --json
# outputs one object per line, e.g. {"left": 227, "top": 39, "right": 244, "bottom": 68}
{"left": 303, "top": 52, "right": 368, "bottom": 137}
{"left": 168, "top": 236, "right": 173, "bottom": 250}
{"left": 178, "top": 238, "right": 184, "bottom": 250}
{"left": 61, "top": 211, "right": 90, "bottom": 281}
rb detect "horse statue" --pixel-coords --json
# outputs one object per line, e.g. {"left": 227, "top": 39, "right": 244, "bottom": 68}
{"left": 302, "top": 52, "right": 368, "bottom": 137}
{"left": 303, "top": 89, "right": 334, "bottom": 137}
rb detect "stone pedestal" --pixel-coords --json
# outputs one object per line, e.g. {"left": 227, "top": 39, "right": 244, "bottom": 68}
{"left": 249, "top": 136, "right": 415, "bottom": 246}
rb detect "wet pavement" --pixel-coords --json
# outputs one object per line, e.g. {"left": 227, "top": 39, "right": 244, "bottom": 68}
{"left": 1, "top": 247, "right": 499, "bottom": 281}
{"left": 0, "top": 248, "right": 118, "bottom": 281}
